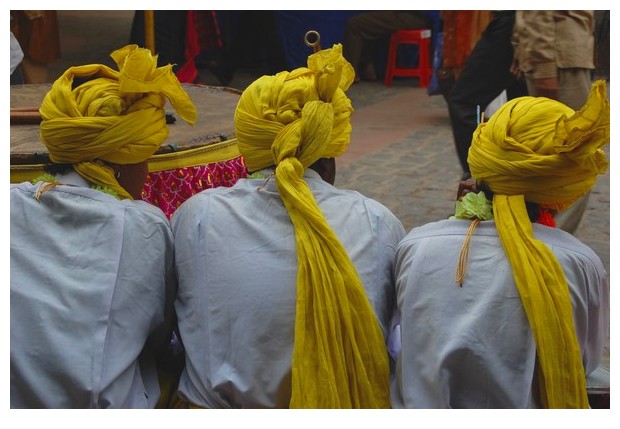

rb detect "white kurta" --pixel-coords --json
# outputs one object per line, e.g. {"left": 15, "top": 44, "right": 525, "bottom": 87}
{"left": 10, "top": 172, "right": 176, "bottom": 408}
{"left": 390, "top": 219, "right": 609, "bottom": 408}
{"left": 171, "top": 169, "right": 406, "bottom": 408}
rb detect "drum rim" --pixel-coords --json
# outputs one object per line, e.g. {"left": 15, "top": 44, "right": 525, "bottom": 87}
{"left": 10, "top": 139, "right": 244, "bottom": 182}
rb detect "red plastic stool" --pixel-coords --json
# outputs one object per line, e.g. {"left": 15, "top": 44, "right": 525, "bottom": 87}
{"left": 384, "top": 29, "right": 432, "bottom": 87}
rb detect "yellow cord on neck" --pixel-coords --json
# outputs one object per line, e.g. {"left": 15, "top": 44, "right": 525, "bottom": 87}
{"left": 455, "top": 218, "right": 480, "bottom": 286}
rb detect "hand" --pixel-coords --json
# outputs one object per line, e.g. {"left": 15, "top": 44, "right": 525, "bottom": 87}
{"left": 456, "top": 178, "right": 478, "bottom": 201}
{"left": 510, "top": 59, "right": 522, "bottom": 79}
{"left": 533, "top": 77, "right": 559, "bottom": 100}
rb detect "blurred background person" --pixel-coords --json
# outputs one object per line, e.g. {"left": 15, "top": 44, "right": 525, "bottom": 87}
{"left": 511, "top": 10, "right": 597, "bottom": 234}
{"left": 10, "top": 29, "right": 24, "bottom": 85}
{"left": 10, "top": 10, "right": 60, "bottom": 84}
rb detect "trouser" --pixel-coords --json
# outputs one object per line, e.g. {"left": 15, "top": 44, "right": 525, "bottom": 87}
{"left": 11, "top": 66, "right": 25, "bottom": 85}
{"left": 525, "top": 67, "right": 594, "bottom": 234}
{"left": 217, "top": 11, "right": 288, "bottom": 74}
{"left": 448, "top": 11, "right": 528, "bottom": 175}
{"left": 130, "top": 11, "right": 187, "bottom": 74}
{"left": 21, "top": 57, "right": 49, "bottom": 84}
{"left": 343, "top": 11, "right": 428, "bottom": 72}
{"left": 524, "top": 68, "right": 592, "bottom": 110}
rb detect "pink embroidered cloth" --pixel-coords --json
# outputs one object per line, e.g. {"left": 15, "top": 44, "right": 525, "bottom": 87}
{"left": 142, "top": 156, "right": 248, "bottom": 218}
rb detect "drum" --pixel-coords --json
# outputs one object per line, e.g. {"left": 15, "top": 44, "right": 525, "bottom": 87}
{"left": 10, "top": 83, "right": 248, "bottom": 218}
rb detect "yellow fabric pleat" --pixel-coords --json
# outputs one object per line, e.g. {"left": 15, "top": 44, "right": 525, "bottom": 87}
{"left": 468, "top": 81, "right": 609, "bottom": 211}
{"left": 493, "top": 195, "right": 588, "bottom": 408}
{"left": 234, "top": 44, "right": 390, "bottom": 408}
{"left": 468, "top": 80, "right": 610, "bottom": 408}
{"left": 39, "top": 44, "right": 197, "bottom": 199}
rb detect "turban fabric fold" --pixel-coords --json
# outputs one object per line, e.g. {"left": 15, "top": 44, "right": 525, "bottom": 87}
{"left": 234, "top": 44, "right": 390, "bottom": 408}
{"left": 39, "top": 44, "right": 197, "bottom": 199}
{"left": 468, "top": 80, "right": 610, "bottom": 408}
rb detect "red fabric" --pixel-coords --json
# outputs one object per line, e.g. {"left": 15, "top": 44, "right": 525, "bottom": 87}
{"left": 176, "top": 11, "right": 223, "bottom": 83}
{"left": 194, "top": 11, "right": 223, "bottom": 50}
{"left": 176, "top": 11, "right": 200, "bottom": 83}
{"left": 537, "top": 207, "right": 557, "bottom": 228}
{"left": 141, "top": 156, "right": 248, "bottom": 218}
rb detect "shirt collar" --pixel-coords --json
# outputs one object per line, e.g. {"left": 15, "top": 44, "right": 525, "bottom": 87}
{"left": 56, "top": 169, "right": 91, "bottom": 188}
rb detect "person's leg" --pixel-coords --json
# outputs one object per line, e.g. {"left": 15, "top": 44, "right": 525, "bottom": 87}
{"left": 154, "top": 11, "right": 188, "bottom": 72}
{"left": 13, "top": 11, "right": 60, "bottom": 84}
{"left": 558, "top": 68, "right": 592, "bottom": 110}
{"left": 11, "top": 66, "right": 25, "bottom": 85}
{"left": 505, "top": 73, "right": 529, "bottom": 100}
{"left": 448, "top": 12, "right": 520, "bottom": 176}
{"left": 343, "top": 13, "right": 374, "bottom": 75}
{"left": 21, "top": 57, "right": 48, "bottom": 84}
{"left": 344, "top": 11, "right": 423, "bottom": 77}
{"left": 552, "top": 67, "right": 594, "bottom": 234}
{"left": 130, "top": 11, "right": 187, "bottom": 73}
{"left": 129, "top": 11, "right": 146, "bottom": 47}
{"left": 254, "top": 11, "right": 288, "bottom": 74}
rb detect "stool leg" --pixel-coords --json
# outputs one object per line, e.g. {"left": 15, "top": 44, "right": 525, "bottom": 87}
{"left": 419, "top": 39, "right": 430, "bottom": 87}
{"left": 384, "top": 34, "right": 397, "bottom": 87}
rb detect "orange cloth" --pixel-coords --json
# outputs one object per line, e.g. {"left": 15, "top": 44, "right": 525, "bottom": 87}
{"left": 441, "top": 11, "right": 492, "bottom": 78}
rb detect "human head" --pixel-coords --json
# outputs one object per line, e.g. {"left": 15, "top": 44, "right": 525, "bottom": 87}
{"left": 39, "top": 44, "right": 197, "bottom": 199}
{"left": 234, "top": 43, "right": 354, "bottom": 174}
{"left": 468, "top": 80, "right": 609, "bottom": 211}
{"left": 233, "top": 44, "right": 390, "bottom": 408}
{"left": 466, "top": 80, "right": 609, "bottom": 408}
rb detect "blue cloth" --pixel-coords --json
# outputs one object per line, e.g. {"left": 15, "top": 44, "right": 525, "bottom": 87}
{"left": 275, "top": 11, "right": 367, "bottom": 68}
{"left": 276, "top": 11, "right": 441, "bottom": 74}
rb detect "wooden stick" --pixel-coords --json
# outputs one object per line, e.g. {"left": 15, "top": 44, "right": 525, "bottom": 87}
{"left": 145, "top": 11, "right": 155, "bottom": 54}
{"left": 10, "top": 106, "right": 40, "bottom": 112}
{"left": 11, "top": 108, "right": 42, "bottom": 125}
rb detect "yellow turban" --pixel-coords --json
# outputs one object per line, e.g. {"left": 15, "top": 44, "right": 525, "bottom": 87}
{"left": 469, "top": 80, "right": 609, "bottom": 211}
{"left": 39, "top": 44, "right": 197, "bottom": 199}
{"left": 234, "top": 44, "right": 390, "bottom": 408}
{"left": 468, "top": 80, "right": 610, "bottom": 408}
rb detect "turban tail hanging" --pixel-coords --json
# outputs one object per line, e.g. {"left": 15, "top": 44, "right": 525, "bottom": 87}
{"left": 234, "top": 44, "right": 391, "bottom": 408}
{"left": 468, "top": 80, "right": 610, "bottom": 408}
{"left": 39, "top": 44, "right": 197, "bottom": 199}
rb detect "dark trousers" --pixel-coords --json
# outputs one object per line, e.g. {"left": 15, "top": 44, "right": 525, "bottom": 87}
{"left": 343, "top": 11, "right": 428, "bottom": 72}
{"left": 216, "top": 11, "right": 288, "bottom": 74}
{"left": 130, "top": 11, "right": 187, "bottom": 73}
{"left": 448, "top": 11, "right": 527, "bottom": 175}
{"left": 11, "top": 66, "right": 25, "bottom": 85}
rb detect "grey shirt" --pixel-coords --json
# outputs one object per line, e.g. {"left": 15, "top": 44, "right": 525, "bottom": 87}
{"left": 391, "top": 219, "right": 609, "bottom": 408}
{"left": 11, "top": 173, "right": 176, "bottom": 408}
{"left": 171, "top": 168, "right": 406, "bottom": 408}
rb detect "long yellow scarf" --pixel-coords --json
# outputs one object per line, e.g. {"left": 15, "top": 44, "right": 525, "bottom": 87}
{"left": 39, "top": 44, "right": 197, "bottom": 199}
{"left": 234, "top": 44, "right": 390, "bottom": 408}
{"left": 468, "top": 80, "right": 610, "bottom": 407}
